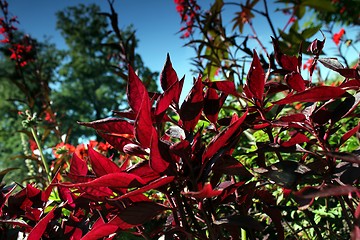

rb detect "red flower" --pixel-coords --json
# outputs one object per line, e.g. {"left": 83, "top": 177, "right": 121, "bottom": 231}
{"left": 44, "top": 110, "right": 56, "bottom": 123}
{"left": 174, "top": 0, "right": 200, "bottom": 38}
{"left": 332, "top": 28, "right": 345, "bottom": 45}
{"left": 29, "top": 140, "right": 38, "bottom": 153}
{"left": 75, "top": 143, "right": 86, "bottom": 159}
{"left": 97, "top": 142, "right": 111, "bottom": 152}
{"left": 53, "top": 142, "right": 76, "bottom": 158}
{"left": 303, "top": 58, "right": 316, "bottom": 72}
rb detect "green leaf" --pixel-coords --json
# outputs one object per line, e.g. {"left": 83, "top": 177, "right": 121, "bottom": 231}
{"left": 0, "top": 168, "right": 19, "bottom": 183}
{"left": 295, "top": 5, "right": 306, "bottom": 19}
{"left": 301, "top": 25, "right": 322, "bottom": 39}
{"left": 302, "top": 0, "right": 335, "bottom": 12}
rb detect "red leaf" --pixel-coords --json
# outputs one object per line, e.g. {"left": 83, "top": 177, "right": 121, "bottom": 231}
{"left": 78, "top": 118, "right": 134, "bottom": 135}
{"left": 340, "top": 80, "right": 360, "bottom": 90}
{"left": 285, "top": 72, "right": 305, "bottom": 92}
{"left": 247, "top": 50, "right": 265, "bottom": 101}
{"left": 108, "top": 216, "right": 134, "bottom": 230}
{"left": 123, "top": 143, "right": 148, "bottom": 157}
{"left": 277, "top": 113, "right": 306, "bottom": 122}
{"left": 134, "top": 94, "right": 153, "bottom": 148}
{"left": 127, "top": 161, "right": 160, "bottom": 183}
{"left": 117, "top": 201, "right": 169, "bottom": 225}
{"left": 80, "top": 223, "right": 118, "bottom": 240}
{"left": 272, "top": 37, "right": 299, "bottom": 72}
{"left": 273, "top": 86, "right": 347, "bottom": 105}
{"left": 341, "top": 122, "right": 360, "bottom": 145}
{"left": 179, "top": 76, "right": 204, "bottom": 132}
{"left": 202, "top": 110, "right": 248, "bottom": 163}
{"left": 27, "top": 207, "right": 56, "bottom": 240}
{"left": 127, "top": 65, "right": 148, "bottom": 113}
{"left": 155, "top": 80, "right": 179, "bottom": 119}
{"left": 61, "top": 172, "right": 145, "bottom": 189}
{"left": 217, "top": 181, "right": 245, "bottom": 202}
{"left": 70, "top": 153, "right": 88, "bottom": 176}
{"left": 203, "top": 80, "right": 239, "bottom": 96}
{"left": 336, "top": 69, "right": 360, "bottom": 79}
{"left": 182, "top": 183, "right": 222, "bottom": 199}
{"left": 88, "top": 147, "right": 121, "bottom": 177}
{"left": 204, "top": 88, "right": 227, "bottom": 124}
{"left": 150, "top": 128, "right": 171, "bottom": 174}
{"left": 78, "top": 186, "right": 114, "bottom": 199}
{"left": 295, "top": 185, "right": 357, "bottom": 199}
{"left": 112, "top": 110, "right": 137, "bottom": 120}
{"left": 262, "top": 206, "right": 285, "bottom": 240}
{"left": 97, "top": 132, "right": 133, "bottom": 152}
{"left": 212, "top": 155, "right": 252, "bottom": 178}
{"left": 281, "top": 132, "right": 309, "bottom": 147}
{"left": 160, "top": 53, "right": 179, "bottom": 91}
{"left": 318, "top": 57, "right": 344, "bottom": 71}
{"left": 113, "top": 176, "right": 175, "bottom": 201}
{"left": 176, "top": 76, "right": 185, "bottom": 104}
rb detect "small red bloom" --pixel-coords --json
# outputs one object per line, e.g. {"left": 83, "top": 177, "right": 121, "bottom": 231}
{"left": 339, "top": 6, "right": 346, "bottom": 14}
{"left": 29, "top": 140, "right": 38, "bottom": 153}
{"left": 44, "top": 110, "right": 56, "bottom": 123}
{"left": 303, "top": 58, "right": 316, "bottom": 72}
{"left": 174, "top": 0, "right": 200, "bottom": 38}
{"left": 75, "top": 143, "right": 86, "bottom": 159}
{"left": 53, "top": 142, "right": 76, "bottom": 158}
{"left": 332, "top": 28, "right": 345, "bottom": 45}
{"left": 289, "top": 17, "right": 296, "bottom": 23}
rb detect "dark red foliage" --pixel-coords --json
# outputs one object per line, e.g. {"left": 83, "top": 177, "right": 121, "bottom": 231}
{"left": 1, "top": 25, "right": 360, "bottom": 239}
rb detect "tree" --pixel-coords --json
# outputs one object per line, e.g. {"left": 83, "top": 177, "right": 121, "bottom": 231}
{"left": 53, "top": 3, "right": 158, "bottom": 143}
{"left": 0, "top": 38, "right": 64, "bottom": 182}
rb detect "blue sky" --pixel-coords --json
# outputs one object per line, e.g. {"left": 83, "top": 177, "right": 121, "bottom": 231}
{"left": 6, "top": 0, "right": 359, "bottom": 99}
{"left": 8, "top": 0, "right": 195, "bottom": 96}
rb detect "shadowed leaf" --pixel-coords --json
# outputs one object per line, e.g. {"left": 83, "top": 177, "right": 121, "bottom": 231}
{"left": 204, "top": 88, "right": 227, "bottom": 124}
{"left": 295, "top": 185, "right": 357, "bottom": 199}
{"left": 272, "top": 37, "right": 299, "bottom": 72}
{"left": 118, "top": 202, "right": 169, "bottom": 225}
{"left": 273, "top": 86, "right": 347, "bottom": 105}
{"left": 160, "top": 53, "right": 179, "bottom": 91}
{"left": 180, "top": 76, "right": 204, "bottom": 132}
{"left": 214, "top": 214, "right": 264, "bottom": 231}
{"left": 203, "top": 80, "right": 239, "bottom": 96}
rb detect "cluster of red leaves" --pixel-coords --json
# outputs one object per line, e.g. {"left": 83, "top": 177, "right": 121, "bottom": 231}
{"left": 58, "top": 44, "right": 359, "bottom": 238}
{"left": 1, "top": 32, "right": 360, "bottom": 239}
{"left": 0, "top": 0, "right": 35, "bottom": 67}
{"left": 174, "top": 0, "right": 200, "bottom": 38}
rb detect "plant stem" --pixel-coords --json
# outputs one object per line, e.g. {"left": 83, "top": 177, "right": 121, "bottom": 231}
{"left": 241, "top": 228, "right": 247, "bottom": 240}
{"left": 30, "top": 127, "right": 51, "bottom": 183}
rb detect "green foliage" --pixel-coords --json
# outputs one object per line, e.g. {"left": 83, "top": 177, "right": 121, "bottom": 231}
{"left": 53, "top": 4, "right": 158, "bottom": 143}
